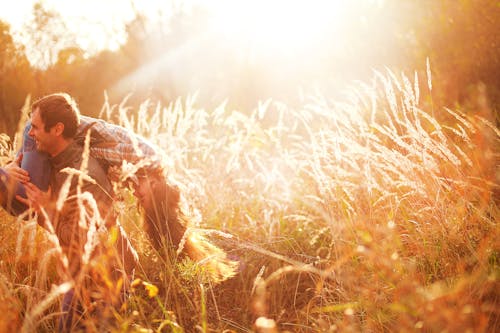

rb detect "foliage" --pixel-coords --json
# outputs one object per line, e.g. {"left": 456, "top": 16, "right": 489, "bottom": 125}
{"left": 0, "top": 21, "right": 34, "bottom": 137}
{"left": 405, "top": 0, "right": 500, "bottom": 111}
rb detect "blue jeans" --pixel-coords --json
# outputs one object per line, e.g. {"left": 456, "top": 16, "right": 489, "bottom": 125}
{"left": 0, "top": 123, "right": 51, "bottom": 216}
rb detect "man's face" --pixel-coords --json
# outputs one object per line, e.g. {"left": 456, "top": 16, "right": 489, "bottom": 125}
{"left": 29, "top": 108, "right": 58, "bottom": 155}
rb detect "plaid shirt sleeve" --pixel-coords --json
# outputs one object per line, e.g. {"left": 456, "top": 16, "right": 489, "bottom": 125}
{"left": 77, "top": 116, "right": 163, "bottom": 173}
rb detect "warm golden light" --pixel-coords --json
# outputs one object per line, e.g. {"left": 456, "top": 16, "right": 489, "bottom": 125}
{"left": 210, "top": 1, "right": 342, "bottom": 52}
{"left": 0, "top": 0, "right": 498, "bottom": 331}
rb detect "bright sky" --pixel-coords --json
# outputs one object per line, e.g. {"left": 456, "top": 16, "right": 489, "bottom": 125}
{"left": 0, "top": 0, "right": 387, "bottom": 71}
{"left": 0, "top": 0, "right": 176, "bottom": 67}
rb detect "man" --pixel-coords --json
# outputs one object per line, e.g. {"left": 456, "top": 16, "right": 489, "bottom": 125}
{"left": 15, "top": 93, "right": 136, "bottom": 332}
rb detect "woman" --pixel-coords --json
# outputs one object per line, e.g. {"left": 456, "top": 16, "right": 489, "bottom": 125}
{"left": 2, "top": 107, "right": 237, "bottom": 283}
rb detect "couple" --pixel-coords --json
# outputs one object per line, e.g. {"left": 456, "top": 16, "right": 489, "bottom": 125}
{"left": 0, "top": 93, "right": 237, "bottom": 331}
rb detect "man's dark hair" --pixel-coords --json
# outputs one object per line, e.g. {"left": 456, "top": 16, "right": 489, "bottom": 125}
{"left": 31, "top": 93, "right": 80, "bottom": 139}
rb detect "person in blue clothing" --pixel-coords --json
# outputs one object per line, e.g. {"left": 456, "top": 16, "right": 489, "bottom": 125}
{"left": 0, "top": 123, "right": 51, "bottom": 215}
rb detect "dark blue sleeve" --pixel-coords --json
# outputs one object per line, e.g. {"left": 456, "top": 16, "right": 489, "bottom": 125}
{"left": 20, "top": 122, "right": 51, "bottom": 191}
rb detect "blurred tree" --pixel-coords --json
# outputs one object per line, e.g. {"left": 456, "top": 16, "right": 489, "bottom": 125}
{"left": 31, "top": 7, "right": 140, "bottom": 117}
{"left": 78, "top": 48, "right": 134, "bottom": 117}
{"left": 408, "top": 0, "right": 500, "bottom": 113}
{"left": 42, "top": 47, "right": 86, "bottom": 94}
{"left": 21, "top": 2, "right": 77, "bottom": 71}
{"left": 0, "top": 20, "right": 34, "bottom": 138}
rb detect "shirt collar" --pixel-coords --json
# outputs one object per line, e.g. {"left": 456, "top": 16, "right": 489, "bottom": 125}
{"left": 49, "top": 140, "right": 81, "bottom": 170}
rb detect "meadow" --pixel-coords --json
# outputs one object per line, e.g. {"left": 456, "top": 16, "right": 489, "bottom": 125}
{"left": 0, "top": 69, "right": 498, "bottom": 332}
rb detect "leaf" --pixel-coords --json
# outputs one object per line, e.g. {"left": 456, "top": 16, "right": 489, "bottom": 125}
{"left": 143, "top": 281, "right": 159, "bottom": 298}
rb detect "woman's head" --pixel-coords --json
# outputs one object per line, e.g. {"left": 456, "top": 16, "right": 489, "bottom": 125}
{"left": 136, "top": 175, "right": 184, "bottom": 250}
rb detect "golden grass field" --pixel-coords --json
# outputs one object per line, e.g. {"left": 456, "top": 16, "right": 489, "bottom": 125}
{"left": 0, "top": 70, "right": 498, "bottom": 332}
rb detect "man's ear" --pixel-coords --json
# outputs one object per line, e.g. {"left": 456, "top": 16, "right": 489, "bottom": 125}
{"left": 53, "top": 122, "right": 65, "bottom": 136}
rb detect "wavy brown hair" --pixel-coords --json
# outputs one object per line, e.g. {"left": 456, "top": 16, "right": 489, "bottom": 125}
{"left": 141, "top": 175, "right": 238, "bottom": 283}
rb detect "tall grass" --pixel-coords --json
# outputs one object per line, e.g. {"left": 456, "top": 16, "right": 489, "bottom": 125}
{"left": 0, "top": 69, "right": 498, "bottom": 332}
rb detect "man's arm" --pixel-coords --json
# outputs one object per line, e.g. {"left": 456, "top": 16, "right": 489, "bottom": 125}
{"left": 15, "top": 182, "right": 53, "bottom": 228}
{"left": 15, "top": 180, "right": 101, "bottom": 248}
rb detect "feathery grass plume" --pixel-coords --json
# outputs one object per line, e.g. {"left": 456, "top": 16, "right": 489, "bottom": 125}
{"left": 34, "top": 247, "right": 59, "bottom": 290}
{"left": 0, "top": 133, "right": 12, "bottom": 164}
{"left": 476, "top": 115, "right": 500, "bottom": 138}
{"left": 79, "top": 192, "right": 104, "bottom": 265}
{"left": 21, "top": 282, "right": 73, "bottom": 333}
{"left": 426, "top": 57, "right": 432, "bottom": 92}
{"left": 414, "top": 70, "right": 420, "bottom": 105}
{"left": 55, "top": 171, "right": 74, "bottom": 212}
{"left": 57, "top": 167, "right": 99, "bottom": 228}
{"left": 77, "top": 128, "right": 92, "bottom": 230}
{"left": 426, "top": 57, "right": 436, "bottom": 119}
{"left": 79, "top": 127, "right": 92, "bottom": 182}
{"left": 28, "top": 204, "right": 71, "bottom": 273}
{"left": 98, "top": 90, "right": 114, "bottom": 120}
{"left": 12, "top": 95, "right": 32, "bottom": 155}
{"left": 14, "top": 220, "right": 37, "bottom": 264}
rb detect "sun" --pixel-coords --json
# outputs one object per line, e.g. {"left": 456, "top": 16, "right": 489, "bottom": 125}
{"left": 203, "top": 0, "right": 355, "bottom": 57}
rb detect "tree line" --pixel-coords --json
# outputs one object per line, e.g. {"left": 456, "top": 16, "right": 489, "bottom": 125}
{"left": 0, "top": 0, "right": 498, "bottom": 137}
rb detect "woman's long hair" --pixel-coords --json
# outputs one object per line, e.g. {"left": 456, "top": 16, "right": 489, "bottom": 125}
{"left": 142, "top": 176, "right": 238, "bottom": 283}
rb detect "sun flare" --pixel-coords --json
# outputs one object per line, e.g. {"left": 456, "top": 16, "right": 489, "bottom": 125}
{"left": 206, "top": 0, "right": 352, "bottom": 56}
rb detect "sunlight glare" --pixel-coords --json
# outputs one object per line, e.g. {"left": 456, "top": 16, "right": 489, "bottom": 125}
{"left": 207, "top": 0, "right": 348, "bottom": 56}
{"left": 39, "top": 0, "right": 142, "bottom": 54}
{"left": 0, "top": 0, "right": 170, "bottom": 68}
{"left": 0, "top": 0, "right": 33, "bottom": 30}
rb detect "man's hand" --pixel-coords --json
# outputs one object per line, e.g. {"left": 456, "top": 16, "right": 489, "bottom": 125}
{"left": 16, "top": 182, "right": 51, "bottom": 213}
{"left": 4, "top": 154, "right": 30, "bottom": 184}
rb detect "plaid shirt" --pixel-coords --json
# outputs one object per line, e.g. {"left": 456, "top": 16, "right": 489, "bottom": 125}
{"left": 74, "top": 116, "right": 163, "bottom": 177}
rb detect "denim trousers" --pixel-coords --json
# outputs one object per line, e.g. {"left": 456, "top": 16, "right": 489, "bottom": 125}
{"left": 0, "top": 123, "right": 51, "bottom": 215}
